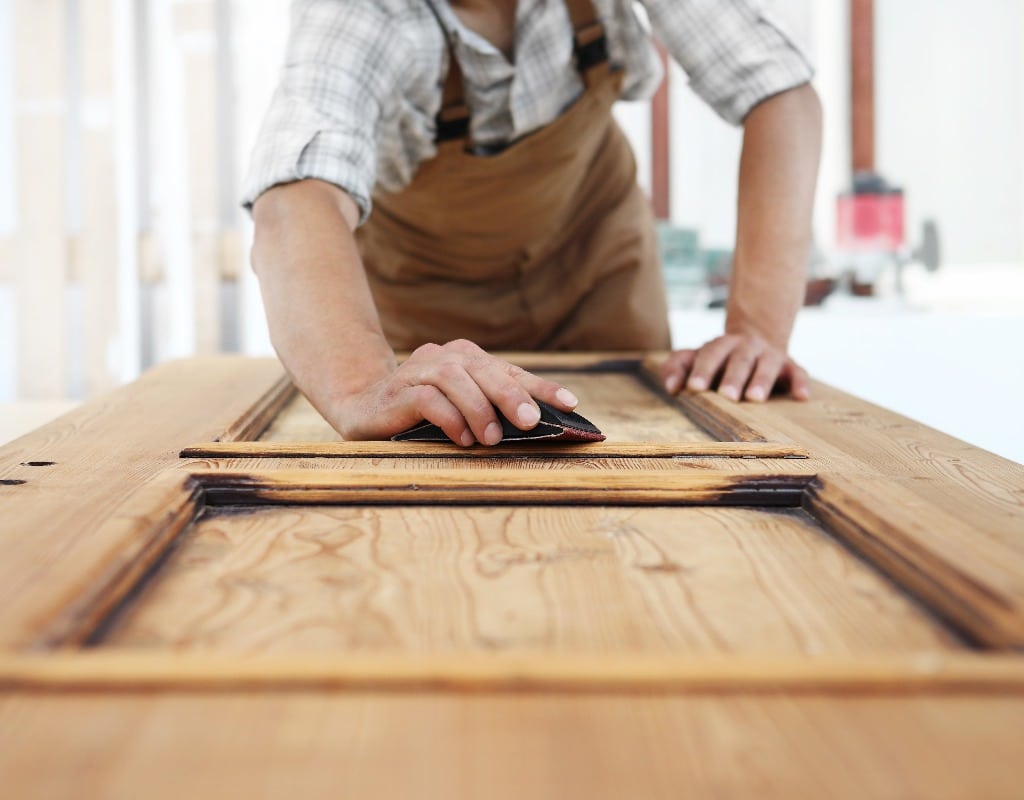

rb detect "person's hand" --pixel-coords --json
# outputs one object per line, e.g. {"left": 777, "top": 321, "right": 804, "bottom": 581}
{"left": 332, "top": 339, "right": 580, "bottom": 444}
{"left": 660, "top": 332, "right": 810, "bottom": 402}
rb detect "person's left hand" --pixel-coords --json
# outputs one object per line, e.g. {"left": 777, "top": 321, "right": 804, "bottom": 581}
{"left": 660, "top": 332, "right": 810, "bottom": 402}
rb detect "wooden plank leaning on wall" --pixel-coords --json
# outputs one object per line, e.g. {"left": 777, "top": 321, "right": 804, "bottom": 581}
{"left": 79, "top": 0, "right": 123, "bottom": 397}
{"left": 175, "top": 0, "right": 224, "bottom": 355}
{"left": 13, "top": 0, "right": 69, "bottom": 400}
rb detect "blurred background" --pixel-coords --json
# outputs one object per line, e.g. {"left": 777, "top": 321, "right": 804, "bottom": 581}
{"left": 1, "top": 0, "right": 1022, "bottom": 461}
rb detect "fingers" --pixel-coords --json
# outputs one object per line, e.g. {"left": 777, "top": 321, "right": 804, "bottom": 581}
{"left": 661, "top": 334, "right": 810, "bottom": 403}
{"left": 743, "top": 350, "right": 784, "bottom": 402}
{"left": 398, "top": 340, "right": 579, "bottom": 444}
{"left": 781, "top": 361, "right": 812, "bottom": 401}
{"left": 419, "top": 358, "right": 506, "bottom": 445}
{"left": 661, "top": 350, "right": 697, "bottom": 394}
{"left": 508, "top": 364, "right": 580, "bottom": 412}
{"left": 686, "top": 335, "right": 737, "bottom": 392}
{"left": 411, "top": 384, "right": 475, "bottom": 447}
{"left": 717, "top": 339, "right": 763, "bottom": 401}
{"left": 441, "top": 341, "right": 546, "bottom": 435}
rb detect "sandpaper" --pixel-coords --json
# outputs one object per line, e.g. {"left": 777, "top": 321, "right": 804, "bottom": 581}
{"left": 392, "top": 399, "right": 605, "bottom": 443}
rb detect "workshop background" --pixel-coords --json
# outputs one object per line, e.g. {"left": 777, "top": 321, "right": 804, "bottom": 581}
{"left": 0, "top": 0, "right": 1022, "bottom": 461}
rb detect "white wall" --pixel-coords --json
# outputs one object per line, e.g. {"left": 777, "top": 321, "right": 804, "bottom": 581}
{"left": 3, "top": 1, "right": 1023, "bottom": 406}
{"left": 234, "top": 0, "right": 290, "bottom": 357}
{"left": 663, "top": 0, "right": 849, "bottom": 252}
{"left": 877, "top": 0, "right": 1024, "bottom": 265}
{"left": 0, "top": 0, "right": 13, "bottom": 235}
{"left": 651, "top": 0, "right": 1024, "bottom": 266}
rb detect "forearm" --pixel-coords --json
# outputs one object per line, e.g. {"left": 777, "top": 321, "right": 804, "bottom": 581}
{"left": 251, "top": 179, "right": 395, "bottom": 414}
{"left": 728, "top": 83, "right": 822, "bottom": 349}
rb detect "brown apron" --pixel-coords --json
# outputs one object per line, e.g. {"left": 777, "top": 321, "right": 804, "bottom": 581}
{"left": 356, "top": 0, "right": 670, "bottom": 351}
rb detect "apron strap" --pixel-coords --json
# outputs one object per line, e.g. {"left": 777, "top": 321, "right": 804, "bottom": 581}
{"left": 424, "top": 0, "right": 472, "bottom": 143}
{"left": 563, "top": 0, "right": 611, "bottom": 87}
{"left": 427, "top": 0, "right": 610, "bottom": 145}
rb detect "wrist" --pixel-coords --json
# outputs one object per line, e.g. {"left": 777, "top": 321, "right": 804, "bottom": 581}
{"left": 724, "top": 269, "right": 803, "bottom": 351}
{"left": 325, "top": 335, "right": 397, "bottom": 401}
{"left": 723, "top": 308, "right": 794, "bottom": 352}
{"left": 280, "top": 329, "right": 395, "bottom": 407}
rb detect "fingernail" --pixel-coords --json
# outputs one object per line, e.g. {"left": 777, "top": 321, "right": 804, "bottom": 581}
{"left": 517, "top": 402, "right": 541, "bottom": 428}
{"left": 688, "top": 377, "right": 707, "bottom": 391}
{"left": 664, "top": 374, "right": 681, "bottom": 394}
{"left": 556, "top": 388, "right": 579, "bottom": 408}
{"left": 720, "top": 386, "right": 739, "bottom": 401}
{"left": 459, "top": 430, "right": 475, "bottom": 447}
{"left": 747, "top": 386, "right": 766, "bottom": 402}
{"left": 484, "top": 422, "right": 502, "bottom": 445}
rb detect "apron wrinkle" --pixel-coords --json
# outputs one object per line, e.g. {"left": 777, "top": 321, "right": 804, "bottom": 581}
{"left": 357, "top": 0, "right": 670, "bottom": 352}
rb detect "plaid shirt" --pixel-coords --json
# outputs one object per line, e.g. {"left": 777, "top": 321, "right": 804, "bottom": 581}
{"left": 242, "top": 0, "right": 814, "bottom": 222}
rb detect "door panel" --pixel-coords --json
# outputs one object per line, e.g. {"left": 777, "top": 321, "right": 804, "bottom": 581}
{"left": 4, "top": 354, "right": 1024, "bottom": 799}
{"left": 257, "top": 369, "right": 714, "bottom": 443}
{"left": 2, "top": 693, "right": 1023, "bottom": 800}
{"left": 96, "top": 504, "right": 962, "bottom": 654}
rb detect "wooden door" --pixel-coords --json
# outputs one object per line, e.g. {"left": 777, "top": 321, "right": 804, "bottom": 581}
{"left": 1, "top": 353, "right": 1023, "bottom": 798}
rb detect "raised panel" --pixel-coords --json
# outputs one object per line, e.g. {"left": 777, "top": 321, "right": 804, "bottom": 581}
{"left": 95, "top": 503, "right": 962, "bottom": 655}
{"left": 257, "top": 368, "right": 715, "bottom": 444}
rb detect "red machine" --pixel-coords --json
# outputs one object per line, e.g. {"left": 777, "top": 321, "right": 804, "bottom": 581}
{"left": 837, "top": 172, "right": 905, "bottom": 255}
{"left": 835, "top": 171, "right": 939, "bottom": 295}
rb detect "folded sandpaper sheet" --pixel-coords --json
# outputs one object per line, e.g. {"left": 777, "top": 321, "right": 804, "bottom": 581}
{"left": 392, "top": 399, "right": 605, "bottom": 443}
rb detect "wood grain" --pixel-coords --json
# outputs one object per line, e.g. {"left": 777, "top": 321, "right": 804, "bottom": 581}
{"left": 0, "top": 357, "right": 286, "bottom": 649}
{"left": 3, "top": 653, "right": 1023, "bottom": 692}
{"left": 183, "top": 440, "right": 810, "bottom": 459}
{"left": 807, "top": 473, "right": 1024, "bottom": 648}
{"left": 2, "top": 692, "right": 1023, "bottom": 799}
{"left": 97, "top": 505, "right": 961, "bottom": 654}
{"left": 4, "top": 353, "right": 1024, "bottom": 796}
{"left": 217, "top": 374, "right": 295, "bottom": 442}
{"left": 257, "top": 371, "right": 715, "bottom": 444}
{"left": 193, "top": 467, "right": 811, "bottom": 506}
{"left": 640, "top": 356, "right": 1024, "bottom": 648}
{"left": 541, "top": 370, "right": 713, "bottom": 442}
{"left": 181, "top": 454, "right": 823, "bottom": 475}
{"left": 31, "top": 472, "right": 202, "bottom": 651}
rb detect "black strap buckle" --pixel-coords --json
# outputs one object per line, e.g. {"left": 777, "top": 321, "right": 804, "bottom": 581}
{"left": 435, "top": 105, "right": 470, "bottom": 143}
{"left": 573, "top": 23, "right": 609, "bottom": 73}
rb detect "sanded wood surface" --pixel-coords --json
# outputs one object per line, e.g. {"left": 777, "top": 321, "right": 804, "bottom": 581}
{"left": 0, "top": 357, "right": 286, "bottom": 650}
{"left": 98, "top": 505, "right": 960, "bottom": 654}
{"left": 193, "top": 467, "right": 811, "bottom": 506}
{"left": 4, "top": 653, "right": 1024, "bottom": 692}
{"left": 808, "top": 474, "right": 1024, "bottom": 648}
{"left": 183, "top": 440, "right": 809, "bottom": 459}
{"left": 642, "top": 361, "right": 1024, "bottom": 545}
{"left": 258, "top": 370, "right": 714, "bottom": 443}
{"left": 182, "top": 453, "right": 822, "bottom": 474}
{"left": 2, "top": 693, "right": 1023, "bottom": 800}
{"left": 3, "top": 353, "right": 1023, "bottom": 798}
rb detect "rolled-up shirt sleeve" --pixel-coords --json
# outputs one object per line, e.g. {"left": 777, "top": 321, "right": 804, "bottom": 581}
{"left": 241, "top": 0, "right": 406, "bottom": 223}
{"left": 642, "top": 0, "right": 814, "bottom": 126}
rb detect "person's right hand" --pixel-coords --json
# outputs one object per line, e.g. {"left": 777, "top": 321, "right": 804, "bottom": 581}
{"left": 331, "top": 339, "right": 580, "bottom": 445}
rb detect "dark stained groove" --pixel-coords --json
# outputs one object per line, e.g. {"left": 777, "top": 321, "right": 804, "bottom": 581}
{"left": 802, "top": 477, "right": 1015, "bottom": 650}
{"left": 83, "top": 516, "right": 200, "bottom": 647}
{"left": 196, "top": 474, "right": 811, "bottom": 508}
{"left": 516, "top": 358, "right": 643, "bottom": 374}
{"left": 33, "top": 480, "right": 206, "bottom": 650}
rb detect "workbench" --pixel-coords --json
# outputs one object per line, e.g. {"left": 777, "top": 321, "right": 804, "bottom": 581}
{"left": 1, "top": 354, "right": 1022, "bottom": 798}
